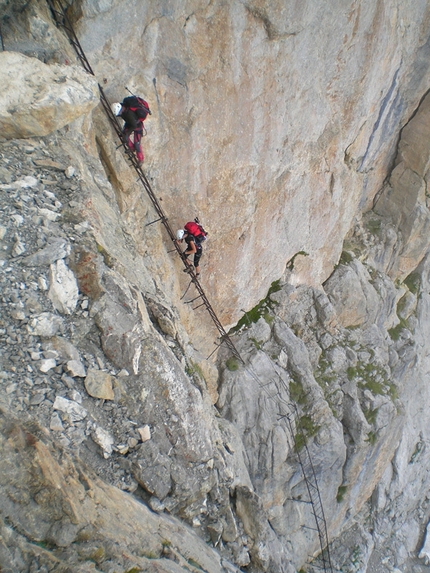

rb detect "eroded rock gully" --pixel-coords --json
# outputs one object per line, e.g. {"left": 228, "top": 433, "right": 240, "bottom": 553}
{"left": 2, "top": 1, "right": 430, "bottom": 572}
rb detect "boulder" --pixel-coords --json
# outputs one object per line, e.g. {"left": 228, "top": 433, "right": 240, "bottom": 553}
{"left": 23, "top": 237, "right": 71, "bottom": 267}
{"left": 0, "top": 51, "right": 99, "bottom": 139}
{"left": 48, "top": 259, "right": 79, "bottom": 315}
{"left": 324, "top": 259, "right": 380, "bottom": 328}
{"left": 84, "top": 368, "right": 114, "bottom": 400}
{"left": 53, "top": 396, "right": 87, "bottom": 423}
{"left": 27, "top": 312, "right": 64, "bottom": 338}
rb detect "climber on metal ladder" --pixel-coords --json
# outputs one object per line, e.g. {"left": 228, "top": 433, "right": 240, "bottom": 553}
{"left": 111, "top": 95, "right": 151, "bottom": 166}
{"left": 176, "top": 219, "right": 207, "bottom": 279}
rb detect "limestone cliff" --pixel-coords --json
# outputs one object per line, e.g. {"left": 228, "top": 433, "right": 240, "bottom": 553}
{"left": 1, "top": 1, "right": 430, "bottom": 573}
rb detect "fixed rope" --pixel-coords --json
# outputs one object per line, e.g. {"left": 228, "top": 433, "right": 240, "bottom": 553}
{"left": 45, "top": 2, "right": 332, "bottom": 569}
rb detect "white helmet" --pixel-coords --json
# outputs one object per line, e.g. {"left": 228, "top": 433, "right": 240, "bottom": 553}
{"left": 176, "top": 229, "right": 185, "bottom": 240}
{"left": 111, "top": 102, "right": 122, "bottom": 116}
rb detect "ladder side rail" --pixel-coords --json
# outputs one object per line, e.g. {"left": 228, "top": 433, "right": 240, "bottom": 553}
{"left": 46, "top": 0, "right": 95, "bottom": 75}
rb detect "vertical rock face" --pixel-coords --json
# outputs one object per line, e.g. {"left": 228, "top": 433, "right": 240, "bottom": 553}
{"left": 2, "top": 2, "right": 430, "bottom": 573}
{"left": 73, "top": 0, "right": 430, "bottom": 323}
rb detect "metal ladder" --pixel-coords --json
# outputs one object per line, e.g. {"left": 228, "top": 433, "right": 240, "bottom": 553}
{"left": 45, "top": 0, "right": 244, "bottom": 365}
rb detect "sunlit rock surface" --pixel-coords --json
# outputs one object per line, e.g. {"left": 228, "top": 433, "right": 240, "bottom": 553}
{"left": 0, "top": 52, "right": 99, "bottom": 138}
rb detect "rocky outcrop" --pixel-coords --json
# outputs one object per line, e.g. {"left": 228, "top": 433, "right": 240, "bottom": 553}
{"left": 0, "top": 128, "right": 255, "bottom": 569}
{"left": 0, "top": 407, "right": 239, "bottom": 573}
{"left": 0, "top": 51, "right": 99, "bottom": 139}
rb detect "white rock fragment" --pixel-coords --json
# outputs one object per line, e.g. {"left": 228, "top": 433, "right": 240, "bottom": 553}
{"left": 68, "top": 390, "right": 82, "bottom": 403}
{"left": 11, "top": 214, "right": 24, "bottom": 227}
{"left": 50, "top": 412, "right": 64, "bottom": 432}
{"left": 138, "top": 425, "right": 151, "bottom": 443}
{"left": 12, "top": 238, "right": 26, "bottom": 257}
{"left": 65, "top": 166, "right": 75, "bottom": 178}
{"left": 74, "top": 221, "right": 89, "bottom": 233}
{"left": 48, "top": 259, "right": 79, "bottom": 315}
{"left": 39, "top": 208, "right": 60, "bottom": 222}
{"left": 1, "top": 176, "right": 39, "bottom": 189}
{"left": 91, "top": 426, "right": 114, "bottom": 458}
{"left": 28, "top": 312, "right": 64, "bottom": 337}
{"left": 11, "top": 310, "right": 26, "bottom": 320}
{"left": 38, "top": 276, "right": 49, "bottom": 291}
{"left": 128, "top": 437, "right": 138, "bottom": 448}
{"left": 24, "top": 237, "right": 71, "bottom": 267}
{"left": 43, "top": 189, "right": 56, "bottom": 200}
{"left": 44, "top": 350, "right": 58, "bottom": 360}
{"left": 0, "top": 226, "right": 7, "bottom": 240}
{"left": 39, "top": 358, "right": 56, "bottom": 373}
{"left": 66, "top": 359, "right": 86, "bottom": 378}
{"left": 53, "top": 396, "right": 87, "bottom": 422}
{"left": 419, "top": 520, "right": 430, "bottom": 564}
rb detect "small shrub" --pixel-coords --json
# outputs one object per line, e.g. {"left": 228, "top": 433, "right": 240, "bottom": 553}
{"left": 388, "top": 383, "right": 398, "bottom": 400}
{"left": 286, "top": 251, "right": 308, "bottom": 271}
{"left": 96, "top": 243, "right": 114, "bottom": 268}
{"left": 365, "top": 218, "right": 382, "bottom": 235}
{"left": 388, "top": 318, "right": 409, "bottom": 341}
{"left": 403, "top": 271, "right": 420, "bottom": 294}
{"left": 396, "top": 294, "right": 408, "bottom": 316}
{"left": 142, "top": 552, "right": 157, "bottom": 559}
{"left": 339, "top": 250, "right": 353, "bottom": 265}
{"left": 250, "top": 337, "right": 262, "bottom": 350}
{"left": 226, "top": 357, "right": 239, "bottom": 371}
{"left": 294, "top": 416, "right": 319, "bottom": 453}
{"left": 364, "top": 407, "right": 378, "bottom": 425}
{"left": 362, "top": 379, "right": 385, "bottom": 396}
{"left": 299, "top": 415, "right": 319, "bottom": 437}
{"left": 347, "top": 366, "right": 357, "bottom": 380}
{"left": 366, "top": 431, "right": 377, "bottom": 445}
{"left": 294, "top": 431, "right": 306, "bottom": 453}
{"left": 186, "top": 361, "right": 204, "bottom": 379}
{"left": 90, "top": 547, "right": 105, "bottom": 563}
{"left": 263, "top": 312, "right": 275, "bottom": 325}
{"left": 230, "top": 279, "right": 281, "bottom": 333}
{"left": 336, "top": 485, "right": 347, "bottom": 503}
{"left": 289, "top": 379, "right": 307, "bottom": 405}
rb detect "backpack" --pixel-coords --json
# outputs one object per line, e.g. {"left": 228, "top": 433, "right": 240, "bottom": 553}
{"left": 122, "top": 96, "right": 151, "bottom": 119}
{"left": 184, "top": 221, "right": 207, "bottom": 243}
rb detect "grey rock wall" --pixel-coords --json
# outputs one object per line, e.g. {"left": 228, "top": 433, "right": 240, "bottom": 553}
{"left": 70, "top": 0, "right": 430, "bottom": 324}
{"left": 1, "top": 1, "right": 430, "bottom": 573}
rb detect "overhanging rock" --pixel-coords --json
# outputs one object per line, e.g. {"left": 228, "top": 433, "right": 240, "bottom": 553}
{"left": 0, "top": 51, "right": 99, "bottom": 138}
